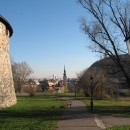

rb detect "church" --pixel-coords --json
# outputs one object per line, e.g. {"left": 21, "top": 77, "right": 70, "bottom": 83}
{"left": 63, "top": 65, "right": 68, "bottom": 92}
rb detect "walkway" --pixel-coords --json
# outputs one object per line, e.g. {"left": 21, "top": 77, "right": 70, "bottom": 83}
{"left": 56, "top": 97, "right": 130, "bottom": 130}
{"left": 56, "top": 97, "right": 102, "bottom": 130}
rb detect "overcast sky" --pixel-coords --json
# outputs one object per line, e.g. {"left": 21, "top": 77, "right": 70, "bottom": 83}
{"left": 0, "top": 0, "right": 98, "bottom": 79}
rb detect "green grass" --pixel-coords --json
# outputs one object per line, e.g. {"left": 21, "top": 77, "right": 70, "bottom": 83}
{"left": 106, "top": 125, "right": 130, "bottom": 130}
{"left": 57, "top": 92, "right": 75, "bottom": 97}
{"left": 37, "top": 92, "right": 75, "bottom": 98}
{"left": 0, "top": 93, "right": 66, "bottom": 130}
{"left": 79, "top": 97, "right": 130, "bottom": 117}
{"left": 79, "top": 97, "right": 130, "bottom": 129}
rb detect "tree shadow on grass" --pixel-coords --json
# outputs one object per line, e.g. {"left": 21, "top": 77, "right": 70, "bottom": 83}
{"left": 90, "top": 106, "right": 130, "bottom": 117}
{"left": 0, "top": 108, "right": 64, "bottom": 120}
{"left": 0, "top": 108, "right": 64, "bottom": 130}
{"left": 0, "top": 105, "right": 130, "bottom": 121}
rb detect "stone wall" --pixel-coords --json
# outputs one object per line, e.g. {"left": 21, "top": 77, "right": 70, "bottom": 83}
{"left": 0, "top": 20, "right": 17, "bottom": 108}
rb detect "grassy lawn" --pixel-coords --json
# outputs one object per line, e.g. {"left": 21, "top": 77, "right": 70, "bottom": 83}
{"left": 79, "top": 97, "right": 130, "bottom": 129}
{"left": 79, "top": 97, "right": 130, "bottom": 118}
{"left": 106, "top": 125, "right": 130, "bottom": 130}
{"left": 0, "top": 92, "right": 66, "bottom": 130}
{"left": 57, "top": 92, "right": 75, "bottom": 97}
{"left": 1, "top": 92, "right": 129, "bottom": 130}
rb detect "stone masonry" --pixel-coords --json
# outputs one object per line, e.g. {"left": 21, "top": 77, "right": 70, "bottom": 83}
{"left": 0, "top": 15, "right": 17, "bottom": 108}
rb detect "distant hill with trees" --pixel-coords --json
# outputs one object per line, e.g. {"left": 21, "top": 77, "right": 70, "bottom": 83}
{"left": 77, "top": 54, "right": 130, "bottom": 98}
{"left": 90, "top": 54, "right": 130, "bottom": 79}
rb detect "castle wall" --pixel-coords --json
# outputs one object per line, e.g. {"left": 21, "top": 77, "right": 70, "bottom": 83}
{"left": 0, "top": 21, "right": 17, "bottom": 108}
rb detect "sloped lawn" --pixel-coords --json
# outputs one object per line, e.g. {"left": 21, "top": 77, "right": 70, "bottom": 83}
{"left": 106, "top": 125, "right": 130, "bottom": 130}
{"left": 79, "top": 97, "right": 130, "bottom": 117}
{"left": 0, "top": 93, "right": 66, "bottom": 130}
{"left": 80, "top": 97, "right": 130, "bottom": 130}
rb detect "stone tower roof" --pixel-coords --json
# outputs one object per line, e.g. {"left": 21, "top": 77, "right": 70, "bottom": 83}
{"left": 0, "top": 15, "right": 13, "bottom": 37}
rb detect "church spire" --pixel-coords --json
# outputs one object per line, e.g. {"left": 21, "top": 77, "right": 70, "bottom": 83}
{"left": 63, "top": 65, "right": 68, "bottom": 92}
{"left": 63, "top": 65, "right": 66, "bottom": 76}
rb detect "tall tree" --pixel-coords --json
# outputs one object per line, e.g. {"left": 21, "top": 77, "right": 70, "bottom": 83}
{"left": 77, "top": 66, "right": 106, "bottom": 98}
{"left": 78, "top": 0, "right": 130, "bottom": 88}
{"left": 12, "top": 61, "right": 33, "bottom": 92}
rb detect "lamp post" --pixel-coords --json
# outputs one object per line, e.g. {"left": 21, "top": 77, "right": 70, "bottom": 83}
{"left": 124, "top": 20, "right": 130, "bottom": 54}
{"left": 124, "top": 36, "right": 130, "bottom": 54}
{"left": 74, "top": 82, "right": 77, "bottom": 99}
{"left": 90, "top": 76, "right": 94, "bottom": 111}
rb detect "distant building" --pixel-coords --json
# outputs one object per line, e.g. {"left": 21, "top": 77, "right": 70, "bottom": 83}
{"left": 21, "top": 79, "right": 41, "bottom": 93}
{"left": 63, "top": 65, "right": 68, "bottom": 92}
{"left": 52, "top": 74, "right": 57, "bottom": 80}
{"left": 39, "top": 79, "right": 64, "bottom": 92}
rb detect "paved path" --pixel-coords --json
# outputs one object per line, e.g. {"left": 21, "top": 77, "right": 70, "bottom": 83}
{"left": 100, "top": 115, "right": 130, "bottom": 128}
{"left": 56, "top": 97, "right": 130, "bottom": 130}
{"left": 56, "top": 97, "right": 102, "bottom": 130}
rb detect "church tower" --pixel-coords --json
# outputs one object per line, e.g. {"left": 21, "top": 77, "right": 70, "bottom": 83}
{"left": 63, "top": 65, "right": 67, "bottom": 91}
{"left": 0, "top": 15, "right": 17, "bottom": 108}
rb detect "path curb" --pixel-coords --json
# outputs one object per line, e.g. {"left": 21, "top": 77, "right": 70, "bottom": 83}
{"left": 94, "top": 114, "right": 106, "bottom": 129}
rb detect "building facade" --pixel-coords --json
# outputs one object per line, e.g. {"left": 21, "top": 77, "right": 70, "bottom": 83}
{"left": 0, "top": 15, "right": 17, "bottom": 108}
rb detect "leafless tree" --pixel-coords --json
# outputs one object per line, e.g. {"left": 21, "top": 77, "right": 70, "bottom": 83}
{"left": 77, "top": 68, "right": 89, "bottom": 96}
{"left": 77, "top": 67, "right": 107, "bottom": 98}
{"left": 78, "top": 0, "right": 130, "bottom": 88}
{"left": 12, "top": 61, "right": 33, "bottom": 92}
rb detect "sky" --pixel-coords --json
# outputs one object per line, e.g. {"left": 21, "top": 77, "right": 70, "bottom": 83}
{"left": 0, "top": 0, "right": 98, "bottom": 79}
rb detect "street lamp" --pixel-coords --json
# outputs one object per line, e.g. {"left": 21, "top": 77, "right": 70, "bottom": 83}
{"left": 124, "top": 36, "right": 130, "bottom": 55}
{"left": 90, "top": 76, "right": 94, "bottom": 111}
{"left": 74, "top": 82, "right": 77, "bottom": 99}
{"left": 124, "top": 20, "right": 130, "bottom": 54}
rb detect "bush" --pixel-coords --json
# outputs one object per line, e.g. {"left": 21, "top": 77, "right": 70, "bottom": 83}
{"left": 28, "top": 84, "right": 37, "bottom": 96}
{"left": 77, "top": 88, "right": 84, "bottom": 97}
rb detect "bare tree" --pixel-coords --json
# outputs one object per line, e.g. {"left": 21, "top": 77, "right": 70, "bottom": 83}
{"left": 78, "top": 0, "right": 130, "bottom": 88}
{"left": 77, "top": 69, "right": 89, "bottom": 96}
{"left": 12, "top": 61, "right": 33, "bottom": 92}
{"left": 77, "top": 67, "right": 107, "bottom": 98}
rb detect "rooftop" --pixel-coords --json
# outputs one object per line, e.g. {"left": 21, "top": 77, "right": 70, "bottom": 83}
{"left": 0, "top": 15, "right": 13, "bottom": 37}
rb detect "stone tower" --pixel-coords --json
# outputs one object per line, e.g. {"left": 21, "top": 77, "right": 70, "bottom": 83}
{"left": 0, "top": 15, "right": 17, "bottom": 108}
{"left": 63, "top": 65, "right": 67, "bottom": 91}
